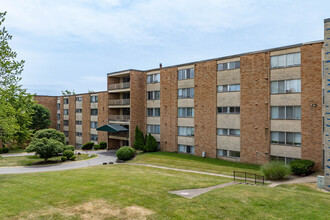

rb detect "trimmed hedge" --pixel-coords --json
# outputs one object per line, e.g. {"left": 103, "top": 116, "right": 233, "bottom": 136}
{"left": 0, "top": 147, "right": 9, "bottom": 154}
{"left": 99, "top": 142, "right": 107, "bottom": 149}
{"left": 261, "top": 161, "right": 291, "bottom": 180}
{"left": 116, "top": 146, "right": 135, "bottom": 161}
{"left": 94, "top": 144, "right": 100, "bottom": 150}
{"left": 63, "top": 145, "right": 75, "bottom": 152}
{"left": 61, "top": 156, "right": 67, "bottom": 161}
{"left": 82, "top": 142, "right": 94, "bottom": 150}
{"left": 290, "top": 159, "right": 315, "bottom": 175}
{"left": 70, "top": 155, "right": 76, "bottom": 161}
{"left": 63, "top": 150, "right": 74, "bottom": 159}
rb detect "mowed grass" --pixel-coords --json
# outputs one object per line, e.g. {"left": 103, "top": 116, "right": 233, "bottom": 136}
{"left": 0, "top": 164, "right": 329, "bottom": 219}
{"left": 0, "top": 154, "right": 91, "bottom": 167}
{"left": 128, "top": 152, "right": 262, "bottom": 176}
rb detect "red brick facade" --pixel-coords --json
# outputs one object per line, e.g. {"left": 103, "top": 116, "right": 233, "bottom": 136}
{"left": 68, "top": 96, "right": 76, "bottom": 145}
{"left": 34, "top": 96, "right": 58, "bottom": 129}
{"left": 97, "top": 92, "right": 109, "bottom": 144}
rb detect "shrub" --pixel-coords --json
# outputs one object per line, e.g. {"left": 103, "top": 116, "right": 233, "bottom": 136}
{"left": 94, "top": 144, "right": 100, "bottom": 150}
{"left": 33, "top": 129, "right": 65, "bottom": 144}
{"left": 99, "top": 142, "right": 107, "bottom": 149}
{"left": 116, "top": 146, "right": 135, "bottom": 161}
{"left": 70, "top": 155, "right": 76, "bottom": 161}
{"left": 134, "top": 126, "right": 144, "bottom": 151}
{"left": 261, "top": 161, "right": 291, "bottom": 180}
{"left": 144, "top": 133, "right": 158, "bottom": 152}
{"left": 61, "top": 156, "right": 67, "bottom": 161}
{"left": 63, "top": 150, "right": 74, "bottom": 159}
{"left": 2, "top": 147, "right": 9, "bottom": 153}
{"left": 82, "top": 142, "right": 94, "bottom": 150}
{"left": 26, "top": 138, "right": 64, "bottom": 161}
{"left": 290, "top": 159, "right": 315, "bottom": 175}
{"left": 63, "top": 145, "right": 75, "bottom": 152}
{"left": 0, "top": 148, "right": 2, "bottom": 154}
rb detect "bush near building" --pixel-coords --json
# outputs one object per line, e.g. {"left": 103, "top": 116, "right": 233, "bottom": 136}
{"left": 82, "top": 142, "right": 94, "bottom": 150}
{"left": 99, "top": 141, "right": 107, "bottom": 149}
{"left": 63, "top": 145, "right": 75, "bottom": 151}
{"left": 290, "top": 159, "right": 315, "bottom": 176}
{"left": 261, "top": 161, "right": 291, "bottom": 180}
{"left": 94, "top": 144, "right": 100, "bottom": 150}
{"left": 144, "top": 133, "right": 158, "bottom": 152}
{"left": 116, "top": 146, "right": 135, "bottom": 160}
{"left": 26, "top": 138, "right": 64, "bottom": 161}
{"left": 133, "top": 126, "right": 144, "bottom": 151}
{"left": 0, "top": 147, "right": 9, "bottom": 154}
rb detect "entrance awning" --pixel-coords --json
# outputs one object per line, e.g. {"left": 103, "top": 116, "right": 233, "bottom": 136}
{"left": 96, "top": 124, "right": 128, "bottom": 133}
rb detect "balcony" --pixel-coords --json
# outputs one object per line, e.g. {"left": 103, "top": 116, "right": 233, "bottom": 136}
{"left": 108, "top": 82, "right": 130, "bottom": 90}
{"left": 109, "top": 115, "right": 130, "bottom": 122}
{"left": 108, "top": 99, "right": 130, "bottom": 106}
{"left": 108, "top": 132, "right": 129, "bottom": 140}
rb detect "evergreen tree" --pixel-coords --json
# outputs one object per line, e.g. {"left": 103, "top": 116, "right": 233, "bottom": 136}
{"left": 133, "top": 126, "right": 144, "bottom": 150}
{"left": 144, "top": 133, "right": 158, "bottom": 152}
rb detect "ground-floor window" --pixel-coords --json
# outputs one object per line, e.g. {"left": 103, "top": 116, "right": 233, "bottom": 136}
{"left": 178, "top": 145, "right": 194, "bottom": 154}
{"left": 217, "top": 149, "right": 240, "bottom": 158}
{"left": 90, "top": 134, "right": 98, "bottom": 141}
{"left": 271, "top": 156, "right": 297, "bottom": 165}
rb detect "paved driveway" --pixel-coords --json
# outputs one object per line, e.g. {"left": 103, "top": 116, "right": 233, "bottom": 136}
{"left": 0, "top": 150, "right": 117, "bottom": 174}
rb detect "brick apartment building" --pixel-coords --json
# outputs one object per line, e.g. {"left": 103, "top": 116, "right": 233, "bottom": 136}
{"left": 34, "top": 19, "right": 330, "bottom": 181}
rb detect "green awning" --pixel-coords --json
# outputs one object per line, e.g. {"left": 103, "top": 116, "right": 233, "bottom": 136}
{"left": 96, "top": 124, "right": 128, "bottom": 133}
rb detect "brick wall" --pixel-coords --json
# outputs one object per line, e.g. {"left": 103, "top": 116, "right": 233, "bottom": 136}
{"left": 301, "top": 43, "right": 323, "bottom": 168}
{"left": 129, "top": 70, "right": 146, "bottom": 146}
{"left": 68, "top": 96, "right": 76, "bottom": 145}
{"left": 82, "top": 93, "right": 91, "bottom": 144}
{"left": 34, "top": 96, "right": 58, "bottom": 129}
{"left": 240, "top": 52, "right": 271, "bottom": 165}
{"left": 98, "top": 92, "right": 109, "bottom": 144}
{"left": 194, "top": 61, "right": 217, "bottom": 158}
{"left": 60, "top": 96, "right": 64, "bottom": 132}
{"left": 160, "top": 67, "right": 178, "bottom": 152}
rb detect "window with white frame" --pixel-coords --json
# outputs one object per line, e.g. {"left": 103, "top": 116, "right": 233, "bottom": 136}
{"left": 271, "top": 131, "right": 301, "bottom": 146}
{"left": 178, "top": 107, "right": 194, "bottom": 117}
{"left": 271, "top": 106, "right": 301, "bottom": 119}
{"left": 147, "top": 91, "right": 160, "bottom": 100}
{"left": 270, "top": 52, "right": 301, "bottom": 69}
{"left": 271, "top": 156, "right": 297, "bottom": 165}
{"left": 76, "top": 132, "right": 82, "bottom": 137}
{"left": 63, "top": 120, "right": 69, "bottom": 126}
{"left": 76, "top": 109, "right": 82, "bottom": 113}
{"left": 90, "top": 95, "right": 98, "bottom": 103}
{"left": 76, "top": 96, "right": 82, "bottom": 101}
{"left": 91, "top": 109, "right": 98, "bottom": 115}
{"left": 64, "top": 109, "right": 69, "bottom": 115}
{"left": 56, "top": 124, "right": 60, "bottom": 130}
{"left": 217, "top": 84, "right": 240, "bottom": 92}
{"left": 91, "top": 121, "right": 98, "bottom": 128}
{"left": 217, "top": 129, "right": 240, "bottom": 136}
{"left": 147, "top": 124, "right": 160, "bottom": 134}
{"left": 178, "top": 145, "right": 194, "bottom": 154}
{"left": 57, "top": 103, "right": 60, "bottom": 110}
{"left": 147, "top": 108, "right": 160, "bottom": 117}
{"left": 271, "top": 79, "right": 301, "bottom": 94}
{"left": 57, "top": 114, "right": 60, "bottom": 120}
{"left": 64, "top": 131, "right": 68, "bottom": 137}
{"left": 178, "top": 126, "right": 194, "bottom": 136}
{"left": 90, "top": 134, "right": 98, "bottom": 141}
{"left": 63, "top": 98, "right": 69, "bottom": 104}
{"left": 178, "top": 68, "right": 194, "bottom": 80}
{"left": 217, "top": 149, "right": 240, "bottom": 158}
{"left": 147, "top": 73, "right": 160, "bottom": 84}
{"left": 178, "top": 88, "right": 194, "bottom": 99}
{"left": 76, "top": 120, "right": 82, "bottom": 125}
{"left": 217, "top": 61, "right": 240, "bottom": 71}
{"left": 217, "top": 107, "right": 240, "bottom": 114}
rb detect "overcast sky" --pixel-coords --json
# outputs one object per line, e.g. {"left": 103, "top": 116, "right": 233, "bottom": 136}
{"left": 1, "top": 0, "right": 330, "bottom": 95}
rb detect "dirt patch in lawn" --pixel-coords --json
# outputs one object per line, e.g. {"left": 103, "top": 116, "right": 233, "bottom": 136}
{"left": 15, "top": 199, "right": 154, "bottom": 220}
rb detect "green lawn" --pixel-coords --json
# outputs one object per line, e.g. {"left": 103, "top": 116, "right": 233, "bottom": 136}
{"left": 0, "top": 164, "right": 328, "bottom": 219}
{"left": 0, "top": 154, "right": 92, "bottom": 167}
{"left": 6, "top": 148, "right": 27, "bottom": 154}
{"left": 128, "top": 152, "right": 262, "bottom": 176}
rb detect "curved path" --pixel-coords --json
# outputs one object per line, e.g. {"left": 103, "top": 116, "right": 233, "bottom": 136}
{"left": 0, "top": 150, "right": 117, "bottom": 174}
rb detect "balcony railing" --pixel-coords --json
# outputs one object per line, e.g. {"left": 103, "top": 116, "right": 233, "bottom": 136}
{"left": 108, "top": 132, "right": 129, "bottom": 138}
{"left": 108, "top": 99, "right": 130, "bottom": 106}
{"left": 109, "top": 115, "right": 130, "bottom": 122}
{"left": 108, "top": 82, "right": 130, "bottom": 90}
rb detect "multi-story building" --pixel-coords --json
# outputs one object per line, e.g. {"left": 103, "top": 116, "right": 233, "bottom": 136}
{"left": 33, "top": 19, "right": 330, "bottom": 178}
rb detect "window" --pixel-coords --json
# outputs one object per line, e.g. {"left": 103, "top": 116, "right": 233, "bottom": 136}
{"left": 57, "top": 103, "right": 60, "bottom": 110}
{"left": 76, "top": 96, "right": 82, "bottom": 101}
{"left": 147, "top": 73, "right": 160, "bottom": 83}
{"left": 57, "top": 114, "right": 60, "bottom": 120}
{"left": 64, "top": 131, "right": 68, "bottom": 137}
{"left": 217, "top": 149, "right": 240, "bottom": 158}
{"left": 178, "top": 88, "right": 194, "bottom": 99}
{"left": 217, "top": 84, "right": 240, "bottom": 92}
{"left": 147, "top": 124, "right": 160, "bottom": 134}
{"left": 217, "top": 61, "right": 240, "bottom": 71}
{"left": 271, "top": 79, "right": 301, "bottom": 94}
{"left": 56, "top": 124, "right": 60, "bottom": 130}
{"left": 178, "top": 68, "right": 194, "bottom": 80}
{"left": 178, "top": 127, "right": 194, "bottom": 136}
{"left": 91, "top": 109, "right": 98, "bottom": 115}
{"left": 271, "top": 106, "right": 301, "bottom": 119}
{"left": 63, "top": 98, "right": 69, "bottom": 104}
{"left": 63, "top": 120, "right": 69, "bottom": 126}
{"left": 178, "top": 107, "right": 194, "bottom": 117}
{"left": 271, "top": 52, "right": 301, "bottom": 69}
{"left": 76, "top": 132, "right": 82, "bottom": 137}
{"left": 76, "top": 109, "right": 82, "bottom": 113}
{"left": 217, "top": 107, "right": 240, "bottom": 114}
{"left": 271, "top": 131, "right": 301, "bottom": 146}
{"left": 147, "top": 108, "right": 160, "bottom": 117}
{"left": 63, "top": 109, "right": 69, "bottom": 115}
{"left": 90, "top": 134, "right": 98, "bottom": 141}
{"left": 178, "top": 145, "right": 194, "bottom": 154}
{"left": 91, "top": 121, "right": 98, "bottom": 128}
{"left": 90, "top": 95, "right": 98, "bottom": 103}
{"left": 147, "top": 91, "right": 160, "bottom": 100}
{"left": 76, "top": 120, "right": 82, "bottom": 125}
{"left": 217, "top": 129, "right": 240, "bottom": 136}
{"left": 271, "top": 156, "right": 297, "bottom": 165}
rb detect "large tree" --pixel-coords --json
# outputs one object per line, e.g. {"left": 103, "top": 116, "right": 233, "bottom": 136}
{"left": 30, "top": 104, "right": 51, "bottom": 131}
{"left": 0, "top": 11, "right": 34, "bottom": 145}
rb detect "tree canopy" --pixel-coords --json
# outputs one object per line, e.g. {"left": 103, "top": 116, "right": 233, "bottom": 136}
{"left": 30, "top": 104, "right": 51, "bottom": 131}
